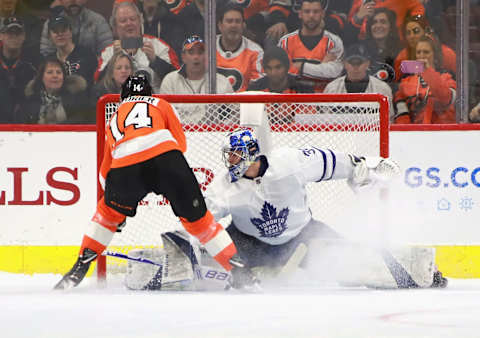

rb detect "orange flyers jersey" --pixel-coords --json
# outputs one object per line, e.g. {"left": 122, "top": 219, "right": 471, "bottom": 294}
{"left": 394, "top": 70, "right": 456, "bottom": 124}
{"left": 164, "top": 0, "right": 191, "bottom": 15}
{"left": 278, "top": 29, "right": 344, "bottom": 91}
{"left": 216, "top": 35, "right": 264, "bottom": 92}
{"left": 100, "top": 96, "right": 187, "bottom": 183}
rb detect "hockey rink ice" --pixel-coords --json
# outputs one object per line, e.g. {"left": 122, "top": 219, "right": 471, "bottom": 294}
{"left": 1, "top": 273, "right": 480, "bottom": 338}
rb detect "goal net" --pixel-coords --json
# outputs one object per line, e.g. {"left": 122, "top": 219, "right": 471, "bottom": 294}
{"left": 96, "top": 93, "right": 389, "bottom": 279}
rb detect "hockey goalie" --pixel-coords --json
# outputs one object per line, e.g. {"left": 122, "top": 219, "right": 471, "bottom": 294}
{"left": 124, "top": 127, "right": 448, "bottom": 291}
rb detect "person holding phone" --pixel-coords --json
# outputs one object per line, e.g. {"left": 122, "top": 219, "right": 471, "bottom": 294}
{"left": 95, "top": 1, "right": 179, "bottom": 89}
{"left": 394, "top": 15, "right": 456, "bottom": 81}
{"left": 393, "top": 36, "right": 456, "bottom": 124}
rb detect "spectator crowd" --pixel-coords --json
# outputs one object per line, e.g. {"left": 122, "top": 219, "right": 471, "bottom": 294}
{"left": 0, "top": 0, "right": 474, "bottom": 124}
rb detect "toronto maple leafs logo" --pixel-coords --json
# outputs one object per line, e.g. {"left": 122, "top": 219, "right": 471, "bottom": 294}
{"left": 250, "top": 201, "right": 289, "bottom": 238}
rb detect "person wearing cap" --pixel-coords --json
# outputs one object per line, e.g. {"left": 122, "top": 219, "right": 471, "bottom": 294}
{"left": 40, "top": 0, "right": 113, "bottom": 57}
{"left": 0, "top": 16, "right": 38, "bottom": 122}
{"left": 95, "top": 1, "right": 179, "bottom": 89}
{"left": 46, "top": 15, "right": 97, "bottom": 90}
{"left": 323, "top": 43, "right": 394, "bottom": 120}
{"left": 159, "top": 35, "right": 233, "bottom": 124}
{"left": 0, "top": 0, "right": 43, "bottom": 54}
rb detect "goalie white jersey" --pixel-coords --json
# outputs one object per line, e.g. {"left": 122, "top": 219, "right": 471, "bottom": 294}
{"left": 205, "top": 146, "right": 355, "bottom": 245}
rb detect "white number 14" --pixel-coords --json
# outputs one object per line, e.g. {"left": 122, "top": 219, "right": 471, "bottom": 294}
{"left": 110, "top": 103, "right": 152, "bottom": 141}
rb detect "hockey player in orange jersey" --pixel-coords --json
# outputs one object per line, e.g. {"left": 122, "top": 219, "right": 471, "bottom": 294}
{"left": 54, "top": 75, "right": 257, "bottom": 290}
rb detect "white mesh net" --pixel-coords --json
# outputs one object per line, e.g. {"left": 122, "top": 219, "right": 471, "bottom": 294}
{"left": 98, "top": 93, "right": 389, "bottom": 274}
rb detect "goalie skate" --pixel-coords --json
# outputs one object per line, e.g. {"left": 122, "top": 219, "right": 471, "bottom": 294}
{"left": 54, "top": 248, "right": 97, "bottom": 290}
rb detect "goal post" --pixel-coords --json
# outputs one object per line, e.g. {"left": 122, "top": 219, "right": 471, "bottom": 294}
{"left": 95, "top": 93, "right": 390, "bottom": 280}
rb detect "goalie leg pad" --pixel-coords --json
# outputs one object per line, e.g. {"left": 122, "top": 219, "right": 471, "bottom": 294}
{"left": 305, "top": 239, "right": 436, "bottom": 289}
{"left": 124, "top": 231, "right": 231, "bottom": 291}
{"left": 125, "top": 234, "right": 197, "bottom": 291}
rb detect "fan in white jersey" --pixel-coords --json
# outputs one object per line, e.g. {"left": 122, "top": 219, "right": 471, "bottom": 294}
{"left": 201, "top": 128, "right": 448, "bottom": 289}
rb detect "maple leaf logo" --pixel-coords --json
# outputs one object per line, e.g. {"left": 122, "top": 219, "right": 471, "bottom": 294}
{"left": 250, "top": 201, "right": 289, "bottom": 238}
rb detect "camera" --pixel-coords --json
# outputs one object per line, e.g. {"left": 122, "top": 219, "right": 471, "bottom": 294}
{"left": 121, "top": 37, "right": 144, "bottom": 50}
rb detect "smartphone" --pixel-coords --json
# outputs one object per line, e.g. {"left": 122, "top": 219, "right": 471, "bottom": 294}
{"left": 121, "top": 37, "right": 144, "bottom": 50}
{"left": 400, "top": 60, "right": 425, "bottom": 74}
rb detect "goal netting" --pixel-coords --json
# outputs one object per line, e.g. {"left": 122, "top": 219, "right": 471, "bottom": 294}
{"left": 96, "top": 93, "right": 389, "bottom": 278}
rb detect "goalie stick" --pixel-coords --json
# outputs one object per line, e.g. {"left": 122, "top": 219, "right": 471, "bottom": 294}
{"left": 103, "top": 250, "right": 163, "bottom": 266}
{"left": 278, "top": 242, "right": 308, "bottom": 277}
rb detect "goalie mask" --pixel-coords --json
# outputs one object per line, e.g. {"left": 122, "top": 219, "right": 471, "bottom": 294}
{"left": 222, "top": 129, "right": 260, "bottom": 182}
{"left": 120, "top": 74, "right": 152, "bottom": 101}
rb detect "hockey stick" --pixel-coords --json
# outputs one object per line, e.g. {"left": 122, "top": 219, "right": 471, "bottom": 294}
{"left": 277, "top": 242, "right": 308, "bottom": 277}
{"left": 102, "top": 251, "right": 163, "bottom": 267}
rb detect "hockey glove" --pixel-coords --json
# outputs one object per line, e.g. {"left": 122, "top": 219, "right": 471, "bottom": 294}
{"left": 347, "top": 155, "right": 400, "bottom": 193}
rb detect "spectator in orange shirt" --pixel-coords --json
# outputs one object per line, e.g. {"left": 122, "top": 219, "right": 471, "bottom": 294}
{"left": 278, "top": 0, "right": 344, "bottom": 92}
{"left": 394, "top": 36, "right": 456, "bottom": 124}
{"left": 394, "top": 15, "right": 456, "bottom": 82}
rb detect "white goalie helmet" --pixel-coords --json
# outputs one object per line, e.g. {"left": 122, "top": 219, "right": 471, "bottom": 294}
{"left": 222, "top": 128, "right": 260, "bottom": 182}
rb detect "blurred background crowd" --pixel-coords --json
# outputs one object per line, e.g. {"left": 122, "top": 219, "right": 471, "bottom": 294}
{"left": 0, "top": 0, "right": 477, "bottom": 125}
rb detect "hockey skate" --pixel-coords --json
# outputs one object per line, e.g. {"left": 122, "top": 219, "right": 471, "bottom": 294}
{"left": 227, "top": 254, "right": 261, "bottom": 292}
{"left": 54, "top": 248, "right": 98, "bottom": 290}
{"left": 431, "top": 269, "right": 448, "bottom": 288}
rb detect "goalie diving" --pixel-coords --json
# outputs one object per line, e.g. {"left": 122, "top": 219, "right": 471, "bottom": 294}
{"left": 123, "top": 127, "right": 448, "bottom": 291}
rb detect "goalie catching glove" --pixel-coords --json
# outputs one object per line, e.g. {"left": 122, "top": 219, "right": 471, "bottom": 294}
{"left": 347, "top": 155, "right": 400, "bottom": 192}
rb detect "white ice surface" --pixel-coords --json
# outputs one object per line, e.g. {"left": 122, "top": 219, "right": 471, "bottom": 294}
{"left": 1, "top": 273, "right": 480, "bottom": 338}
